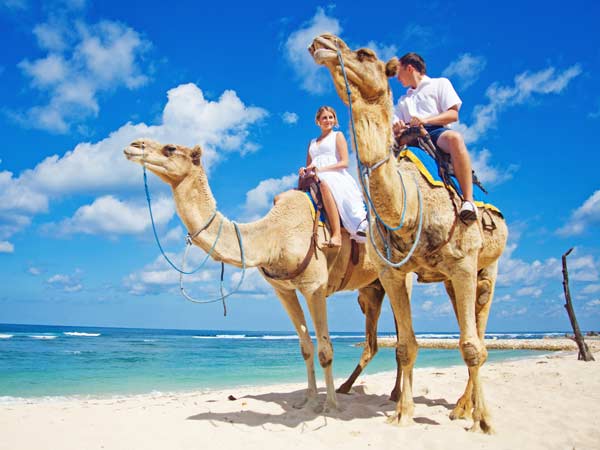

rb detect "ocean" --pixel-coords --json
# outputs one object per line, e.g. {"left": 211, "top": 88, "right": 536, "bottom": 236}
{"left": 0, "top": 323, "right": 558, "bottom": 399}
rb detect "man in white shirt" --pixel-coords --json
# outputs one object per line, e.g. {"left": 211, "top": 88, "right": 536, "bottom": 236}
{"left": 386, "top": 53, "right": 477, "bottom": 223}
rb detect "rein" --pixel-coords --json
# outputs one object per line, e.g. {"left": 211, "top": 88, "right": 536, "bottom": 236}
{"left": 141, "top": 143, "right": 246, "bottom": 315}
{"left": 335, "top": 41, "right": 423, "bottom": 268}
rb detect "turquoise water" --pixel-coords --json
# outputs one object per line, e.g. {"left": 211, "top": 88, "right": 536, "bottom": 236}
{"left": 0, "top": 324, "right": 554, "bottom": 398}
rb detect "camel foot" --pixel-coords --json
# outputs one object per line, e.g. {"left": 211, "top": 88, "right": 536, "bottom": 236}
{"left": 386, "top": 412, "right": 414, "bottom": 427}
{"left": 449, "top": 398, "right": 472, "bottom": 420}
{"left": 293, "top": 396, "right": 319, "bottom": 410}
{"left": 469, "top": 418, "right": 494, "bottom": 434}
{"left": 450, "top": 405, "right": 472, "bottom": 420}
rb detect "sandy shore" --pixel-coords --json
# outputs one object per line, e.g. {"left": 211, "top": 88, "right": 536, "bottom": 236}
{"left": 1, "top": 350, "right": 598, "bottom": 450}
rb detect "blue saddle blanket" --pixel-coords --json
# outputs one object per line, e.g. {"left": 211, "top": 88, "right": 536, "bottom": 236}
{"left": 400, "top": 146, "right": 501, "bottom": 214}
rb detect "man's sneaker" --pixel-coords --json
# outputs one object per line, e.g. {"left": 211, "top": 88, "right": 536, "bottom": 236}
{"left": 356, "top": 219, "right": 368, "bottom": 237}
{"left": 459, "top": 201, "right": 477, "bottom": 223}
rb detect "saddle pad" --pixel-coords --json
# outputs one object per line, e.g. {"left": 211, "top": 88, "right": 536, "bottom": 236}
{"left": 304, "top": 192, "right": 326, "bottom": 224}
{"left": 399, "top": 147, "right": 502, "bottom": 215}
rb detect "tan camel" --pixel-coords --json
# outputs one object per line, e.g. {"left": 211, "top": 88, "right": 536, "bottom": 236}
{"left": 309, "top": 34, "right": 508, "bottom": 433}
{"left": 124, "top": 139, "right": 404, "bottom": 411}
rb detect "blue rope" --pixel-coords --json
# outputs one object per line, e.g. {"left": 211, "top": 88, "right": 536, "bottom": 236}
{"left": 335, "top": 44, "right": 408, "bottom": 233}
{"left": 335, "top": 42, "right": 424, "bottom": 268}
{"left": 140, "top": 147, "right": 246, "bottom": 311}
{"left": 143, "top": 164, "right": 214, "bottom": 275}
{"left": 179, "top": 221, "right": 246, "bottom": 311}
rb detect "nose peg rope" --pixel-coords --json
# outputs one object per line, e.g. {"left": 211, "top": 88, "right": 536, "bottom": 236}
{"left": 140, "top": 142, "right": 246, "bottom": 314}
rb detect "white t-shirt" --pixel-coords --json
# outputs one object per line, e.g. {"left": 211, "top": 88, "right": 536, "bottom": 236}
{"left": 394, "top": 75, "right": 462, "bottom": 125}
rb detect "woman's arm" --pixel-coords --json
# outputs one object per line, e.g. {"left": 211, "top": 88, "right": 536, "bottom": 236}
{"left": 299, "top": 143, "right": 313, "bottom": 175}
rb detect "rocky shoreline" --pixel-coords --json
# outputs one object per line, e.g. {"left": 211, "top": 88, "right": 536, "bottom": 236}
{"left": 371, "top": 337, "right": 600, "bottom": 351}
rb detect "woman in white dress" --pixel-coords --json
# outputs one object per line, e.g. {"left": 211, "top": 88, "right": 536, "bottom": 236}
{"left": 299, "top": 106, "right": 367, "bottom": 247}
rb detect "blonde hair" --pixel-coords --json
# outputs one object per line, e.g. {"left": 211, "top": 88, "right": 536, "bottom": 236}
{"left": 315, "top": 106, "right": 339, "bottom": 126}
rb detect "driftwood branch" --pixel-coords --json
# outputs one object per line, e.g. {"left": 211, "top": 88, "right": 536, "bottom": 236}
{"left": 562, "top": 248, "right": 595, "bottom": 361}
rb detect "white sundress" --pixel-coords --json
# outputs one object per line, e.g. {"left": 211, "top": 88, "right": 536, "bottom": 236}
{"left": 308, "top": 131, "right": 366, "bottom": 241}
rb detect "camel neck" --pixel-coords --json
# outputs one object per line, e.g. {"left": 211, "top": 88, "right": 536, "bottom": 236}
{"left": 353, "top": 107, "right": 420, "bottom": 233}
{"left": 171, "top": 173, "right": 268, "bottom": 268}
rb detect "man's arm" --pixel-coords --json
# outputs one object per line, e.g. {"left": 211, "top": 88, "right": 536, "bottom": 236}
{"left": 409, "top": 105, "right": 459, "bottom": 127}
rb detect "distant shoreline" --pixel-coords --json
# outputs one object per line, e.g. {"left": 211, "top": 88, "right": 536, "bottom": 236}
{"left": 370, "top": 337, "right": 600, "bottom": 351}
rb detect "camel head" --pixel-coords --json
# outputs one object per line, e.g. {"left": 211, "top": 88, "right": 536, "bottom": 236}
{"left": 124, "top": 139, "right": 203, "bottom": 185}
{"left": 309, "top": 34, "right": 390, "bottom": 108}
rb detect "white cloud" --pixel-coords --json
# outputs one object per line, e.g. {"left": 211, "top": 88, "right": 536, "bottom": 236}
{"left": 44, "top": 195, "right": 175, "bottom": 236}
{"left": 568, "top": 255, "right": 599, "bottom": 282}
{"left": 284, "top": 8, "right": 341, "bottom": 94}
{"left": 124, "top": 250, "right": 223, "bottom": 295}
{"left": 282, "top": 112, "right": 299, "bottom": 125}
{"left": 0, "top": 82, "right": 267, "bottom": 241}
{"left": 17, "top": 19, "right": 151, "bottom": 133}
{"left": 456, "top": 64, "right": 582, "bottom": 144}
{"left": 586, "top": 299, "right": 600, "bottom": 307}
{"left": 582, "top": 284, "right": 600, "bottom": 295}
{"left": 162, "top": 226, "right": 185, "bottom": 244}
{"left": 516, "top": 286, "right": 543, "bottom": 298}
{"left": 442, "top": 53, "right": 487, "bottom": 89}
{"left": 28, "top": 266, "right": 41, "bottom": 275}
{"left": 421, "top": 300, "right": 433, "bottom": 311}
{"left": 471, "top": 148, "right": 518, "bottom": 186}
{"left": 497, "top": 306, "right": 528, "bottom": 318}
{"left": 497, "top": 242, "right": 562, "bottom": 287}
{"left": 498, "top": 234, "right": 598, "bottom": 295}
{"left": 243, "top": 173, "right": 297, "bottom": 220}
{"left": 0, "top": 241, "right": 14, "bottom": 253}
{"left": 46, "top": 271, "right": 83, "bottom": 292}
{"left": 230, "top": 268, "right": 273, "bottom": 296}
{"left": 556, "top": 190, "right": 600, "bottom": 236}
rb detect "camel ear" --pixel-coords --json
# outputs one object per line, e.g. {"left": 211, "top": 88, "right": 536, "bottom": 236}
{"left": 191, "top": 145, "right": 202, "bottom": 166}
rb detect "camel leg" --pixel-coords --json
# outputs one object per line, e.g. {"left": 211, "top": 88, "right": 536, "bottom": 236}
{"left": 445, "top": 280, "right": 473, "bottom": 420}
{"left": 273, "top": 287, "right": 318, "bottom": 410}
{"left": 447, "top": 262, "right": 497, "bottom": 426}
{"left": 381, "top": 272, "right": 417, "bottom": 426}
{"left": 450, "top": 261, "right": 493, "bottom": 434}
{"left": 302, "top": 286, "right": 338, "bottom": 412}
{"left": 390, "top": 273, "right": 412, "bottom": 402}
{"left": 337, "top": 282, "right": 385, "bottom": 395}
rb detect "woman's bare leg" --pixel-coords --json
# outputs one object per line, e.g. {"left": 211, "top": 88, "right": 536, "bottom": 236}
{"left": 319, "top": 181, "right": 341, "bottom": 247}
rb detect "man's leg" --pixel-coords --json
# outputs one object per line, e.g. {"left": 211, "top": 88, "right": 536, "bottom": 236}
{"left": 436, "top": 130, "right": 477, "bottom": 221}
{"left": 436, "top": 130, "right": 473, "bottom": 202}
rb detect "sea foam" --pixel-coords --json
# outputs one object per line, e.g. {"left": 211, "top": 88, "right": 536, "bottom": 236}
{"left": 64, "top": 332, "right": 101, "bottom": 337}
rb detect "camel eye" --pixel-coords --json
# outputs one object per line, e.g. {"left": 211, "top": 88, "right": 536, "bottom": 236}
{"left": 162, "top": 145, "right": 176, "bottom": 156}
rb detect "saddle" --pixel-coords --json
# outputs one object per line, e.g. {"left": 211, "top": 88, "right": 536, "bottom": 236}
{"left": 394, "top": 125, "right": 487, "bottom": 195}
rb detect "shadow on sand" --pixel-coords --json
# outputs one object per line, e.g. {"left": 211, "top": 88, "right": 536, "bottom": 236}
{"left": 187, "top": 386, "right": 454, "bottom": 428}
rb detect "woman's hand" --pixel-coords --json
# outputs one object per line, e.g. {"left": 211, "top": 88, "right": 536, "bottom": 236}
{"left": 299, "top": 166, "right": 306, "bottom": 176}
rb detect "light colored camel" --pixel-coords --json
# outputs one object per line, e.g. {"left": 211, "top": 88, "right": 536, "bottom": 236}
{"left": 124, "top": 139, "right": 404, "bottom": 411}
{"left": 309, "top": 34, "right": 508, "bottom": 433}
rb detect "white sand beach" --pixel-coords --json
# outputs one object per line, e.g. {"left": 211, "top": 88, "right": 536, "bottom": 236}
{"left": 1, "top": 349, "right": 598, "bottom": 450}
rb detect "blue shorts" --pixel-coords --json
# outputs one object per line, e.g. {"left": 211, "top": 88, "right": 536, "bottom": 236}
{"left": 424, "top": 125, "right": 448, "bottom": 147}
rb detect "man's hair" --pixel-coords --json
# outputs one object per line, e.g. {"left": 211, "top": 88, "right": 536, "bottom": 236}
{"left": 399, "top": 53, "right": 427, "bottom": 75}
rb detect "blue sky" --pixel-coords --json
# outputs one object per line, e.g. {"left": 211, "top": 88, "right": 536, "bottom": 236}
{"left": 0, "top": 0, "right": 599, "bottom": 332}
